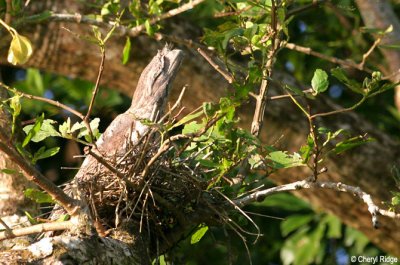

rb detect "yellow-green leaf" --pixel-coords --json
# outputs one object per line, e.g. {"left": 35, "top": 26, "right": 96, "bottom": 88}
{"left": 191, "top": 224, "right": 209, "bottom": 244}
{"left": 7, "top": 31, "right": 33, "bottom": 65}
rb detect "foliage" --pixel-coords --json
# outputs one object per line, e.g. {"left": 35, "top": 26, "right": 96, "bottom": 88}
{"left": 0, "top": 0, "right": 399, "bottom": 264}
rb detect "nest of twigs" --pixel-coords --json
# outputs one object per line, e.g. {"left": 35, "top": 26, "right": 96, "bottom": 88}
{"left": 78, "top": 127, "right": 213, "bottom": 243}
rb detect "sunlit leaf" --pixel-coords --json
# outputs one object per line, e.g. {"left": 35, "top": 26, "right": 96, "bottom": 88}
{"left": 23, "top": 119, "right": 60, "bottom": 142}
{"left": 25, "top": 211, "right": 37, "bottom": 225}
{"left": 33, "top": 146, "right": 60, "bottom": 162}
{"left": 24, "top": 188, "right": 55, "bottom": 204}
{"left": 333, "top": 137, "right": 374, "bottom": 154}
{"left": 7, "top": 30, "right": 33, "bottom": 65}
{"left": 311, "top": 69, "right": 329, "bottom": 95}
{"left": 122, "top": 36, "right": 131, "bottom": 65}
{"left": 191, "top": 224, "right": 209, "bottom": 244}
{"left": 1, "top": 169, "right": 19, "bottom": 175}
{"left": 379, "top": 44, "right": 400, "bottom": 50}
{"left": 22, "top": 113, "right": 44, "bottom": 147}
{"left": 57, "top": 214, "right": 70, "bottom": 222}
{"left": 266, "top": 151, "right": 304, "bottom": 169}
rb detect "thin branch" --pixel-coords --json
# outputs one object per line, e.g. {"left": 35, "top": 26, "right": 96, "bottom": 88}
{"left": 249, "top": 88, "right": 314, "bottom": 101}
{"left": 250, "top": 0, "right": 278, "bottom": 137}
{"left": 215, "top": 189, "right": 261, "bottom": 243}
{"left": 23, "top": 12, "right": 214, "bottom": 57}
{"left": 0, "top": 218, "right": 11, "bottom": 234}
{"left": 285, "top": 42, "right": 374, "bottom": 73}
{"left": 87, "top": 148, "right": 134, "bottom": 189}
{"left": 383, "top": 68, "right": 400, "bottom": 80}
{"left": 234, "top": 180, "right": 400, "bottom": 228}
{"left": 197, "top": 48, "right": 233, "bottom": 84}
{"left": 4, "top": 0, "right": 11, "bottom": 25}
{"left": 146, "top": 0, "right": 205, "bottom": 27}
{"left": 0, "top": 220, "right": 75, "bottom": 240}
{"left": 0, "top": 128, "right": 81, "bottom": 215}
{"left": 0, "top": 83, "right": 85, "bottom": 120}
{"left": 286, "top": 0, "right": 327, "bottom": 18}
{"left": 310, "top": 95, "right": 367, "bottom": 119}
{"left": 24, "top": 0, "right": 204, "bottom": 38}
{"left": 84, "top": 43, "right": 106, "bottom": 141}
{"left": 360, "top": 37, "right": 382, "bottom": 69}
{"left": 159, "top": 85, "right": 187, "bottom": 124}
{"left": 306, "top": 102, "right": 320, "bottom": 181}
{"left": 213, "top": 5, "right": 252, "bottom": 18}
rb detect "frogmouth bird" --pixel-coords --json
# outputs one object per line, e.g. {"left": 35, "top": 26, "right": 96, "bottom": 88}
{"left": 50, "top": 45, "right": 184, "bottom": 222}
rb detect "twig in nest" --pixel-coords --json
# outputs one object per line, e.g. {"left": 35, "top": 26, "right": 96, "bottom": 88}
{"left": 0, "top": 221, "right": 75, "bottom": 240}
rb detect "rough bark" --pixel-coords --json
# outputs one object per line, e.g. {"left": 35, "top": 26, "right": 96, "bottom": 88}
{"left": 0, "top": 0, "right": 399, "bottom": 259}
{"left": 0, "top": 234, "right": 151, "bottom": 265}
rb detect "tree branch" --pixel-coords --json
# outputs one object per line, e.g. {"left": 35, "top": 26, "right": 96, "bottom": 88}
{"left": 0, "top": 128, "right": 81, "bottom": 215}
{"left": 284, "top": 42, "right": 374, "bottom": 73}
{"left": 24, "top": 0, "right": 205, "bottom": 39}
{"left": 233, "top": 180, "right": 400, "bottom": 228}
{"left": 1, "top": 82, "right": 85, "bottom": 120}
{"left": 0, "top": 220, "right": 75, "bottom": 240}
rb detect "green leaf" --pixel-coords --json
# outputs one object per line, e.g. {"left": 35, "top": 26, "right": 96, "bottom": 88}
{"left": 379, "top": 44, "right": 400, "bottom": 50}
{"left": 256, "top": 193, "right": 312, "bottom": 212}
{"left": 25, "top": 211, "right": 37, "bottom": 225}
{"left": 361, "top": 25, "right": 392, "bottom": 35}
{"left": 333, "top": 137, "right": 374, "bottom": 154}
{"left": 16, "top": 142, "right": 32, "bottom": 158}
{"left": 323, "top": 214, "right": 342, "bottom": 238}
{"left": 33, "top": 146, "right": 60, "bottom": 162}
{"left": 344, "top": 226, "right": 369, "bottom": 252}
{"left": 23, "top": 11, "right": 53, "bottom": 22}
{"left": 391, "top": 166, "right": 400, "bottom": 188}
{"left": 222, "top": 28, "right": 245, "bottom": 49}
{"left": 152, "top": 255, "right": 166, "bottom": 265}
{"left": 22, "top": 113, "right": 44, "bottom": 147}
{"left": 56, "top": 214, "right": 70, "bottom": 222}
{"left": 70, "top": 120, "right": 86, "bottom": 133}
{"left": 281, "top": 214, "right": 314, "bottom": 236}
{"left": 59, "top": 117, "right": 71, "bottom": 137}
{"left": 172, "top": 111, "right": 203, "bottom": 131}
{"left": 24, "top": 188, "right": 55, "bottom": 204}
{"left": 76, "top": 118, "right": 100, "bottom": 138}
{"left": 92, "top": 26, "right": 102, "bottom": 42}
{"left": 311, "top": 69, "right": 329, "bottom": 95}
{"left": 285, "top": 84, "right": 305, "bottom": 96}
{"left": 63, "top": 27, "right": 99, "bottom": 45}
{"left": 331, "top": 67, "right": 363, "bottom": 94}
{"left": 391, "top": 195, "right": 400, "bottom": 206}
{"left": 145, "top": 19, "right": 155, "bottom": 36}
{"left": 266, "top": 151, "right": 304, "bottom": 169}
{"left": 122, "top": 37, "right": 131, "bottom": 65}
{"left": 191, "top": 224, "right": 209, "bottom": 244}
{"left": 300, "top": 134, "right": 314, "bottom": 163}
{"left": 23, "top": 119, "right": 61, "bottom": 142}
{"left": 10, "top": 95, "right": 21, "bottom": 135}
{"left": 1, "top": 169, "right": 19, "bottom": 175}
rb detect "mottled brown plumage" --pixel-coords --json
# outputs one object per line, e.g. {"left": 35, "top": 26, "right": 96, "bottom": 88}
{"left": 49, "top": 46, "right": 184, "bottom": 221}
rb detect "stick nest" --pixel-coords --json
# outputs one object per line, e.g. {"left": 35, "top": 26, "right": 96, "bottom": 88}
{"left": 78, "top": 130, "right": 212, "bottom": 241}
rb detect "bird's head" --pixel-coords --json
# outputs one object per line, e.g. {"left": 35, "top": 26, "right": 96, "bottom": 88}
{"left": 131, "top": 45, "right": 184, "bottom": 121}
